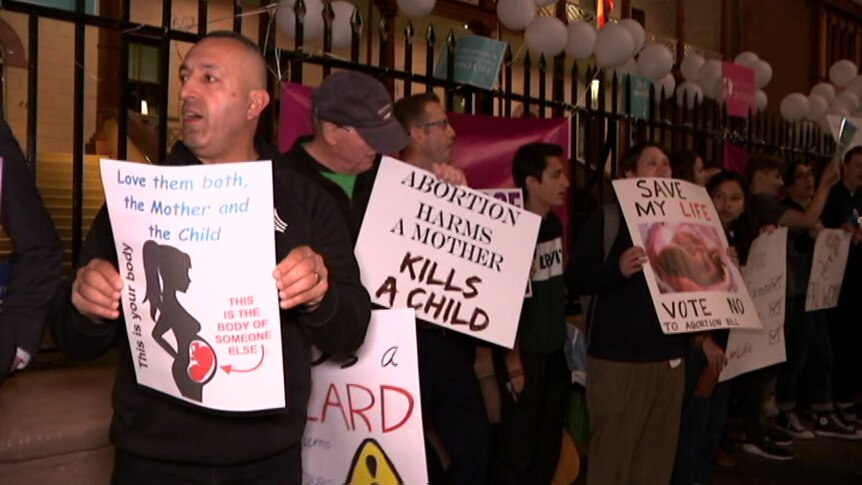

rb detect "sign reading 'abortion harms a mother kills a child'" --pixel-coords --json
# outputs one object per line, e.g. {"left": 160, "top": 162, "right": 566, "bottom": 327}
{"left": 100, "top": 159, "right": 284, "bottom": 412}
{"left": 613, "top": 178, "right": 762, "bottom": 334}
{"left": 355, "top": 157, "right": 541, "bottom": 348}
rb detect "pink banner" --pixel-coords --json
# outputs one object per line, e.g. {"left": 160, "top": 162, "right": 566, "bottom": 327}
{"left": 723, "top": 142, "right": 749, "bottom": 175}
{"left": 278, "top": 82, "right": 572, "bottom": 226}
{"left": 722, "top": 62, "right": 756, "bottom": 118}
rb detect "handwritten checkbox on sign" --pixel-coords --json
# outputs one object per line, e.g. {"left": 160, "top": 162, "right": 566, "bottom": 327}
{"left": 769, "top": 328, "right": 782, "bottom": 344}
{"left": 768, "top": 299, "right": 782, "bottom": 317}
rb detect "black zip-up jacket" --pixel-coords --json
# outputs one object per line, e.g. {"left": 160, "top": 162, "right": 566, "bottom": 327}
{"left": 570, "top": 207, "right": 688, "bottom": 362}
{"left": 53, "top": 139, "right": 370, "bottom": 466}
{"left": 280, "top": 136, "right": 379, "bottom": 244}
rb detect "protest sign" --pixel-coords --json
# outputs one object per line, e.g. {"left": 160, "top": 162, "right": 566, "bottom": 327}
{"left": 825, "top": 115, "right": 862, "bottom": 162}
{"left": 721, "top": 228, "right": 788, "bottom": 381}
{"left": 805, "top": 228, "right": 852, "bottom": 311}
{"left": 722, "top": 62, "right": 756, "bottom": 117}
{"left": 433, "top": 35, "right": 508, "bottom": 90}
{"left": 302, "top": 309, "right": 426, "bottom": 485}
{"left": 100, "top": 159, "right": 284, "bottom": 411}
{"left": 479, "top": 188, "right": 532, "bottom": 297}
{"left": 355, "top": 157, "right": 541, "bottom": 348}
{"left": 625, "top": 73, "right": 652, "bottom": 120}
{"left": 612, "top": 178, "right": 762, "bottom": 334}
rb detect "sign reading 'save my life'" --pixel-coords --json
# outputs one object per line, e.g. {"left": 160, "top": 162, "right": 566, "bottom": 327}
{"left": 613, "top": 177, "right": 762, "bottom": 334}
{"left": 100, "top": 159, "right": 284, "bottom": 412}
{"left": 355, "top": 157, "right": 541, "bottom": 348}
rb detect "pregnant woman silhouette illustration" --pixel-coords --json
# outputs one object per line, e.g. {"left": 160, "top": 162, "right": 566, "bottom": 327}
{"left": 143, "top": 240, "right": 216, "bottom": 402}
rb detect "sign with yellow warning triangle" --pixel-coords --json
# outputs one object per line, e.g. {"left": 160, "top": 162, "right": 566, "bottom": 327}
{"left": 301, "top": 310, "right": 427, "bottom": 484}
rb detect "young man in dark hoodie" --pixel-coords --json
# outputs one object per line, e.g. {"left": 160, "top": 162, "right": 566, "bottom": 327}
{"left": 57, "top": 32, "right": 370, "bottom": 484}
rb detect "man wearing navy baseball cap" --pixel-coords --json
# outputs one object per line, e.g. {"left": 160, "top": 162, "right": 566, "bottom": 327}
{"left": 282, "top": 71, "right": 409, "bottom": 241}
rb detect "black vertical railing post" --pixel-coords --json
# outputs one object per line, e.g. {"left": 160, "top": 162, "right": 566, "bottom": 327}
{"left": 290, "top": 0, "right": 306, "bottom": 84}
{"left": 72, "top": 0, "right": 87, "bottom": 264}
{"left": 538, "top": 54, "right": 547, "bottom": 119}
{"left": 503, "top": 45, "right": 512, "bottom": 116}
{"left": 198, "top": 0, "right": 208, "bottom": 35}
{"left": 404, "top": 20, "right": 415, "bottom": 97}
{"left": 322, "top": 1, "right": 334, "bottom": 77}
{"left": 118, "top": 0, "right": 131, "bottom": 160}
{"left": 597, "top": 68, "right": 606, "bottom": 203}
{"left": 233, "top": 0, "right": 242, "bottom": 32}
{"left": 522, "top": 51, "right": 532, "bottom": 117}
{"left": 260, "top": 0, "right": 277, "bottom": 143}
{"left": 157, "top": 0, "right": 172, "bottom": 164}
{"left": 26, "top": 14, "right": 39, "bottom": 171}
{"left": 350, "top": 7, "right": 362, "bottom": 62}
{"left": 445, "top": 29, "right": 456, "bottom": 110}
{"left": 424, "top": 24, "right": 436, "bottom": 93}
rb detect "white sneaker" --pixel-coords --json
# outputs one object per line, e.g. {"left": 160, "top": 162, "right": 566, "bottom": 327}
{"left": 776, "top": 411, "right": 815, "bottom": 440}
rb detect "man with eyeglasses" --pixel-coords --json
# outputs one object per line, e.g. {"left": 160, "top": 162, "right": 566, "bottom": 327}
{"left": 391, "top": 92, "right": 490, "bottom": 485}
{"left": 280, "top": 71, "right": 410, "bottom": 242}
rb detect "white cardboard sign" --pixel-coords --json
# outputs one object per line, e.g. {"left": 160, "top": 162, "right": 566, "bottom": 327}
{"left": 721, "top": 228, "right": 788, "bottom": 381}
{"left": 805, "top": 228, "right": 852, "bottom": 311}
{"left": 612, "top": 178, "right": 762, "bottom": 334}
{"left": 355, "top": 157, "right": 541, "bottom": 348}
{"left": 100, "top": 159, "right": 284, "bottom": 411}
{"left": 302, "top": 309, "right": 426, "bottom": 485}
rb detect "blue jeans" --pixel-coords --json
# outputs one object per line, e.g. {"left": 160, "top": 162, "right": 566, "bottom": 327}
{"left": 776, "top": 297, "right": 833, "bottom": 411}
{"left": 673, "top": 345, "right": 731, "bottom": 485}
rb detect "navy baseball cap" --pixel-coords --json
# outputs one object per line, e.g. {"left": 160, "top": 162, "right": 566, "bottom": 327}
{"left": 312, "top": 71, "right": 410, "bottom": 154}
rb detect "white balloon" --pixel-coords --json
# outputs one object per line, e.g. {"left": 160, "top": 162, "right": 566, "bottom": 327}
{"left": 810, "top": 82, "right": 836, "bottom": 102}
{"left": 699, "top": 76, "right": 723, "bottom": 100}
{"left": 612, "top": 58, "right": 637, "bottom": 80}
{"left": 594, "top": 23, "right": 635, "bottom": 68}
{"left": 497, "top": 0, "right": 536, "bottom": 31}
{"left": 653, "top": 73, "right": 676, "bottom": 101}
{"left": 699, "top": 59, "right": 723, "bottom": 82}
{"left": 829, "top": 59, "right": 858, "bottom": 88}
{"left": 676, "top": 81, "right": 703, "bottom": 108}
{"left": 807, "top": 94, "right": 828, "bottom": 120}
{"left": 680, "top": 54, "right": 704, "bottom": 82}
{"left": 827, "top": 105, "right": 850, "bottom": 118}
{"left": 734, "top": 51, "right": 759, "bottom": 67}
{"left": 276, "top": 0, "right": 325, "bottom": 42}
{"left": 328, "top": 1, "right": 359, "bottom": 49}
{"left": 845, "top": 75, "right": 862, "bottom": 97}
{"left": 752, "top": 60, "right": 772, "bottom": 88}
{"left": 779, "top": 92, "right": 809, "bottom": 121}
{"left": 397, "top": 0, "right": 435, "bottom": 19}
{"left": 753, "top": 90, "right": 767, "bottom": 113}
{"left": 836, "top": 89, "right": 860, "bottom": 112}
{"left": 619, "top": 19, "right": 645, "bottom": 53}
{"left": 636, "top": 43, "right": 674, "bottom": 80}
{"left": 565, "top": 21, "right": 596, "bottom": 60}
{"left": 524, "top": 16, "right": 567, "bottom": 58}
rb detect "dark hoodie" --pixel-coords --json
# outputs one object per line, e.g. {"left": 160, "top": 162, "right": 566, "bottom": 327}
{"left": 54, "top": 139, "right": 370, "bottom": 466}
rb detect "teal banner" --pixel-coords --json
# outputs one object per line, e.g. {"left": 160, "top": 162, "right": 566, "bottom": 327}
{"left": 434, "top": 35, "right": 508, "bottom": 90}
{"left": 18, "top": 0, "right": 98, "bottom": 14}
{"left": 626, "top": 74, "right": 652, "bottom": 120}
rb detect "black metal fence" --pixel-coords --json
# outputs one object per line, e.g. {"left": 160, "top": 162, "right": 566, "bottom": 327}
{"left": 1, "top": 0, "right": 835, "bottom": 266}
